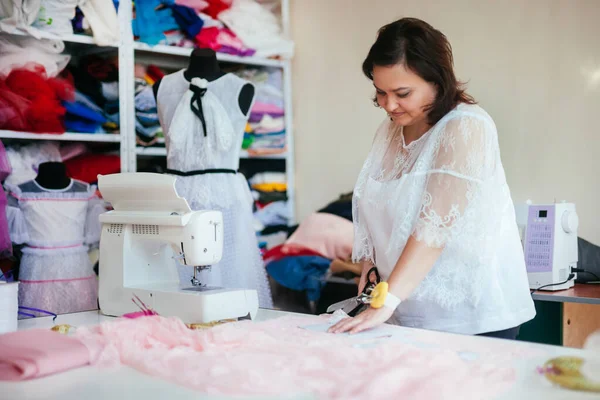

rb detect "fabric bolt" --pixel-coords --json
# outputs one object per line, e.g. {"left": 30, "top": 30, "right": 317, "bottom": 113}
{"left": 168, "top": 3, "right": 204, "bottom": 38}
{"left": 71, "top": 314, "right": 519, "bottom": 399}
{"left": 0, "top": 0, "right": 42, "bottom": 38}
{"left": 0, "top": 33, "right": 70, "bottom": 78}
{"left": 286, "top": 212, "right": 354, "bottom": 261}
{"left": 353, "top": 103, "right": 536, "bottom": 334}
{"left": 156, "top": 69, "right": 272, "bottom": 308}
{"left": 266, "top": 256, "right": 330, "bottom": 301}
{"left": 6, "top": 179, "right": 104, "bottom": 315}
{"left": 263, "top": 244, "right": 325, "bottom": 265}
{"left": 0, "top": 328, "right": 93, "bottom": 381}
{"left": 218, "top": 0, "right": 294, "bottom": 58}
{"left": 253, "top": 200, "right": 289, "bottom": 227}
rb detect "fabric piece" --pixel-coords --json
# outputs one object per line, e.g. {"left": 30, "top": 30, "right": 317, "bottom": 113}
{"left": 266, "top": 256, "right": 330, "bottom": 301}
{"left": 64, "top": 153, "right": 121, "bottom": 184}
{"left": 263, "top": 243, "right": 325, "bottom": 265}
{"left": 77, "top": 0, "right": 119, "bottom": 46}
{"left": 253, "top": 200, "right": 288, "bottom": 227}
{"left": 156, "top": 69, "right": 272, "bottom": 308}
{"left": 73, "top": 315, "right": 518, "bottom": 399}
{"left": 0, "top": 328, "right": 92, "bottom": 381}
{"left": 286, "top": 212, "right": 354, "bottom": 261}
{"left": 168, "top": 3, "right": 204, "bottom": 38}
{"left": 0, "top": 0, "right": 42, "bottom": 38}
{"left": 318, "top": 195, "right": 353, "bottom": 222}
{"left": 133, "top": 0, "right": 179, "bottom": 45}
{"left": 0, "top": 140, "right": 12, "bottom": 258}
{"left": 202, "top": 0, "right": 230, "bottom": 18}
{"left": 218, "top": 0, "right": 293, "bottom": 58}
{"left": 0, "top": 33, "right": 70, "bottom": 78}
{"left": 353, "top": 103, "right": 536, "bottom": 334}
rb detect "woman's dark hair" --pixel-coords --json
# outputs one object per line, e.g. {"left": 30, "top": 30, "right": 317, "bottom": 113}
{"left": 362, "top": 17, "right": 475, "bottom": 125}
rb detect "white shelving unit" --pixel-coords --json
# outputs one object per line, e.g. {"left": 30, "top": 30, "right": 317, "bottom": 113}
{"left": 130, "top": 0, "right": 295, "bottom": 224}
{"left": 1, "top": 0, "right": 295, "bottom": 224}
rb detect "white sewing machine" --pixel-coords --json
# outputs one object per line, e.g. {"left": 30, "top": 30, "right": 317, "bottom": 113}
{"left": 96, "top": 172, "right": 259, "bottom": 323}
{"left": 515, "top": 201, "right": 579, "bottom": 291}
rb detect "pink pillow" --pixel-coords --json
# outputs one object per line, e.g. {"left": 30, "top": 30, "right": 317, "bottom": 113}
{"left": 285, "top": 213, "right": 353, "bottom": 260}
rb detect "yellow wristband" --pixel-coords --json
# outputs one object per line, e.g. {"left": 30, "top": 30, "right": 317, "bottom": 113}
{"left": 370, "top": 282, "right": 402, "bottom": 310}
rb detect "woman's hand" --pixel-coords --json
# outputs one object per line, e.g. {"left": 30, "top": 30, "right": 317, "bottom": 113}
{"left": 327, "top": 306, "right": 394, "bottom": 334}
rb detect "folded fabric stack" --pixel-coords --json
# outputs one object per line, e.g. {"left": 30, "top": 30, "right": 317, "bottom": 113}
{"left": 235, "top": 67, "right": 286, "bottom": 154}
{"left": 134, "top": 64, "right": 166, "bottom": 145}
{"left": 63, "top": 55, "right": 120, "bottom": 134}
{"left": 0, "top": 0, "right": 119, "bottom": 46}
{"left": 265, "top": 212, "right": 355, "bottom": 303}
{"left": 250, "top": 171, "right": 288, "bottom": 231}
{"left": 132, "top": 0, "right": 293, "bottom": 59}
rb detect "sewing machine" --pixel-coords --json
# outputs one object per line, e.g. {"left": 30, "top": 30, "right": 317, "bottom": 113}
{"left": 96, "top": 172, "right": 259, "bottom": 323}
{"left": 515, "top": 201, "right": 579, "bottom": 291}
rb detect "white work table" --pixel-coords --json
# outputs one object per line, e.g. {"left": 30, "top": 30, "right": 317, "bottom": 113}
{"left": 2, "top": 309, "right": 598, "bottom": 400}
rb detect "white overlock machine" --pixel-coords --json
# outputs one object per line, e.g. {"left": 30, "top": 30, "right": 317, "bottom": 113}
{"left": 515, "top": 201, "right": 580, "bottom": 291}
{"left": 96, "top": 172, "right": 259, "bottom": 322}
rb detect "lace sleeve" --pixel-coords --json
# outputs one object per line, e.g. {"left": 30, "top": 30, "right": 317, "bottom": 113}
{"left": 4, "top": 186, "right": 29, "bottom": 245}
{"left": 412, "top": 114, "right": 493, "bottom": 248}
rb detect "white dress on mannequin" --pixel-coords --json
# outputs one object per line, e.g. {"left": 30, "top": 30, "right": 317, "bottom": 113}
{"left": 156, "top": 69, "right": 273, "bottom": 308}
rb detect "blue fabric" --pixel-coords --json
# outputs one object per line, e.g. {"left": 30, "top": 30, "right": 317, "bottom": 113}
{"left": 168, "top": 4, "right": 204, "bottom": 38}
{"left": 132, "top": 0, "right": 179, "bottom": 45}
{"left": 63, "top": 101, "right": 107, "bottom": 123}
{"left": 64, "top": 117, "right": 102, "bottom": 133}
{"left": 266, "top": 256, "right": 331, "bottom": 301}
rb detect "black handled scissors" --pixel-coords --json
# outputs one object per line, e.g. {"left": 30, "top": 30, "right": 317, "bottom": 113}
{"left": 326, "top": 266, "right": 381, "bottom": 316}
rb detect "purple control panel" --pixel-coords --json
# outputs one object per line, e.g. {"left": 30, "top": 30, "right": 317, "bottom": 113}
{"left": 524, "top": 205, "right": 555, "bottom": 273}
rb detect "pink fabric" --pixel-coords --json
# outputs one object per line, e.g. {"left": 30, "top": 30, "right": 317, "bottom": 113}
{"left": 175, "top": 0, "right": 209, "bottom": 11}
{"left": 73, "top": 315, "right": 522, "bottom": 399}
{"left": 285, "top": 212, "right": 354, "bottom": 260}
{"left": 251, "top": 101, "right": 284, "bottom": 116}
{"left": 0, "top": 329, "right": 92, "bottom": 381}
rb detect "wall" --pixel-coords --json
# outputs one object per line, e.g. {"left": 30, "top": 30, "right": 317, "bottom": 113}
{"left": 290, "top": 0, "right": 600, "bottom": 243}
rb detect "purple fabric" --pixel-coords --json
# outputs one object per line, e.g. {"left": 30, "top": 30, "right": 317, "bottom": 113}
{"left": 218, "top": 45, "right": 256, "bottom": 57}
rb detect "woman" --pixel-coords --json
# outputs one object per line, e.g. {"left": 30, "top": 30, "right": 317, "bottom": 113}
{"left": 329, "top": 18, "right": 535, "bottom": 339}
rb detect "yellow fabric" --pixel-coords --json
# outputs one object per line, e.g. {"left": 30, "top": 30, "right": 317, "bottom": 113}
{"left": 252, "top": 183, "right": 287, "bottom": 192}
{"left": 245, "top": 123, "right": 253, "bottom": 133}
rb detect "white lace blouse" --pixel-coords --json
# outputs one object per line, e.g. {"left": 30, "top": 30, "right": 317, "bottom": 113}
{"left": 353, "top": 103, "right": 536, "bottom": 334}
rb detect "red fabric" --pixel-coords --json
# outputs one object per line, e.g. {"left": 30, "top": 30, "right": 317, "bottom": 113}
{"left": 203, "top": 0, "right": 231, "bottom": 19}
{"left": 0, "top": 80, "right": 30, "bottom": 131}
{"left": 64, "top": 153, "right": 121, "bottom": 184}
{"left": 146, "top": 65, "right": 165, "bottom": 82}
{"left": 263, "top": 244, "right": 325, "bottom": 265}
{"left": 1, "top": 66, "right": 74, "bottom": 133}
{"left": 195, "top": 27, "right": 221, "bottom": 51}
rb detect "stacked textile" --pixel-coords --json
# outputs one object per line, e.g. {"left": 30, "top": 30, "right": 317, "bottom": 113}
{"left": 133, "top": 64, "right": 165, "bottom": 145}
{"left": 250, "top": 171, "right": 288, "bottom": 231}
{"left": 264, "top": 193, "right": 357, "bottom": 305}
{"left": 0, "top": 0, "right": 119, "bottom": 46}
{"left": 133, "top": 0, "right": 293, "bottom": 59}
{"left": 236, "top": 67, "right": 286, "bottom": 155}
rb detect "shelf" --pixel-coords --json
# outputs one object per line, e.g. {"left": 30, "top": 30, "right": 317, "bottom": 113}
{"left": 136, "top": 147, "right": 166, "bottom": 156}
{"left": 0, "top": 130, "right": 122, "bottom": 143}
{"left": 5, "top": 29, "right": 113, "bottom": 46}
{"left": 133, "top": 42, "right": 286, "bottom": 68}
{"left": 239, "top": 150, "right": 287, "bottom": 159}
{"left": 136, "top": 147, "right": 287, "bottom": 159}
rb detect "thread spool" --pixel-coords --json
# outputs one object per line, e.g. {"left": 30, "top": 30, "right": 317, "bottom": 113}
{"left": 0, "top": 281, "right": 19, "bottom": 333}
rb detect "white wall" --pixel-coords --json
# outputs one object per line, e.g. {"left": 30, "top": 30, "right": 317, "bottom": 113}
{"left": 290, "top": 0, "right": 600, "bottom": 244}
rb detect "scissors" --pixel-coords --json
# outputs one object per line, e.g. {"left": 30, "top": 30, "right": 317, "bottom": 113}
{"left": 326, "top": 266, "right": 381, "bottom": 316}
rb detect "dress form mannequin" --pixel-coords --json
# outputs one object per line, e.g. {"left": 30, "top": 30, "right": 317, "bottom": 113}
{"left": 152, "top": 48, "right": 254, "bottom": 115}
{"left": 35, "top": 162, "right": 70, "bottom": 190}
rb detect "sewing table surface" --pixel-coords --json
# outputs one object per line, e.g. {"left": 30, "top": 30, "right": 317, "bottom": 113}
{"left": 2, "top": 309, "right": 598, "bottom": 400}
{"left": 531, "top": 283, "right": 600, "bottom": 305}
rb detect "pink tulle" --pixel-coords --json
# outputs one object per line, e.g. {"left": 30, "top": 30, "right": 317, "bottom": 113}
{"left": 75, "top": 315, "right": 526, "bottom": 399}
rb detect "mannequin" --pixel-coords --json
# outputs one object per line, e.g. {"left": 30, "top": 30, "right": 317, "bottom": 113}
{"left": 152, "top": 48, "right": 254, "bottom": 115}
{"left": 35, "top": 161, "right": 70, "bottom": 190}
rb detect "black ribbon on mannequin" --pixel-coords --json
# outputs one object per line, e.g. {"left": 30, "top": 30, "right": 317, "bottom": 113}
{"left": 189, "top": 83, "right": 208, "bottom": 136}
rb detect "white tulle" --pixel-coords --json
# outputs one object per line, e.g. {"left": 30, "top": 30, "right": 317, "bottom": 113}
{"left": 352, "top": 103, "right": 535, "bottom": 333}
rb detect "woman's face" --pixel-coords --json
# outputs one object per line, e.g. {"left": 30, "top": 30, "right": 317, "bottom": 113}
{"left": 373, "top": 63, "right": 437, "bottom": 127}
